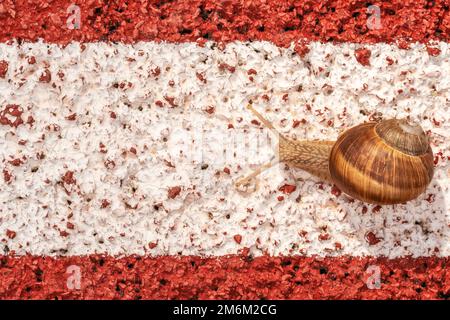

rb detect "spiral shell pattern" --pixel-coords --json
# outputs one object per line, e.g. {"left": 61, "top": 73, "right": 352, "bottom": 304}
{"left": 329, "top": 121, "right": 434, "bottom": 205}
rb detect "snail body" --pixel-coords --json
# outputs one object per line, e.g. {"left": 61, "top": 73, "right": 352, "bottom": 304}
{"left": 237, "top": 104, "right": 434, "bottom": 205}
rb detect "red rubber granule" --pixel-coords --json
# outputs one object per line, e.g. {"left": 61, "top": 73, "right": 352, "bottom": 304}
{"left": 279, "top": 184, "right": 297, "bottom": 194}
{"left": 168, "top": 186, "right": 182, "bottom": 199}
{"left": 365, "top": 232, "right": 382, "bottom": 245}
{"left": 355, "top": 48, "right": 372, "bottom": 66}
{"left": 39, "top": 69, "right": 51, "bottom": 83}
{"left": 0, "top": 60, "right": 8, "bottom": 78}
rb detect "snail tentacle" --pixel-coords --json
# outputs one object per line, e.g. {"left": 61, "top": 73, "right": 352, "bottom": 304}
{"left": 234, "top": 158, "right": 279, "bottom": 188}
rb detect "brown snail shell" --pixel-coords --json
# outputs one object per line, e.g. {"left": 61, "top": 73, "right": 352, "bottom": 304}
{"left": 328, "top": 120, "right": 434, "bottom": 205}
{"left": 236, "top": 104, "right": 434, "bottom": 205}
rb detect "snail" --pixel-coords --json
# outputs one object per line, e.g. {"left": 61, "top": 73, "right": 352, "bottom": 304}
{"left": 235, "top": 103, "right": 434, "bottom": 205}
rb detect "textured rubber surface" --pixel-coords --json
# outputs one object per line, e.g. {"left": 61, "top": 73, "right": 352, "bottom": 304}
{"left": 0, "top": 0, "right": 448, "bottom": 45}
{"left": 0, "top": 255, "right": 448, "bottom": 299}
{"left": 0, "top": 0, "right": 449, "bottom": 300}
